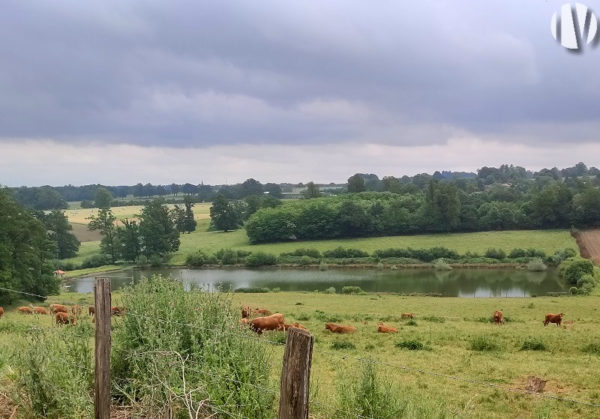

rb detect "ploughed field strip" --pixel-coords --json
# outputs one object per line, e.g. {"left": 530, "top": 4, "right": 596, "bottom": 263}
{"left": 575, "top": 229, "right": 600, "bottom": 265}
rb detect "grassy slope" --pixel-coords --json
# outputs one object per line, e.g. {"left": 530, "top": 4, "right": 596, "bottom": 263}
{"left": 1, "top": 292, "right": 599, "bottom": 417}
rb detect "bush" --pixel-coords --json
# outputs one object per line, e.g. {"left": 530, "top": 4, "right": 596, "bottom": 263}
{"left": 149, "top": 253, "right": 166, "bottom": 267}
{"left": 559, "top": 257, "right": 595, "bottom": 285}
{"left": 405, "top": 319, "right": 418, "bottom": 326}
{"left": 342, "top": 286, "right": 364, "bottom": 295}
{"left": 185, "top": 250, "right": 210, "bottom": 267}
{"left": 526, "top": 258, "right": 547, "bottom": 272}
{"left": 280, "top": 248, "right": 321, "bottom": 258}
{"left": 433, "top": 259, "right": 452, "bottom": 270}
{"left": 373, "top": 247, "right": 459, "bottom": 262}
{"left": 298, "top": 255, "right": 316, "bottom": 266}
{"left": 509, "top": 248, "right": 527, "bottom": 258}
{"left": 245, "top": 252, "right": 278, "bottom": 267}
{"left": 484, "top": 248, "right": 506, "bottom": 260}
{"left": 234, "top": 287, "right": 270, "bottom": 293}
{"left": 395, "top": 339, "right": 427, "bottom": 350}
{"left": 319, "top": 261, "right": 329, "bottom": 271}
{"left": 111, "top": 275, "right": 274, "bottom": 417}
{"left": 79, "top": 254, "right": 111, "bottom": 269}
{"left": 521, "top": 338, "right": 547, "bottom": 351}
{"left": 215, "top": 248, "right": 238, "bottom": 265}
{"left": 323, "top": 287, "right": 336, "bottom": 294}
{"left": 582, "top": 343, "right": 600, "bottom": 355}
{"left": 470, "top": 336, "right": 501, "bottom": 351}
{"left": 323, "top": 247, "right": 369, "bottom": 258}
{"left": 331, "top": 340, "right": 356, "bottom": 350}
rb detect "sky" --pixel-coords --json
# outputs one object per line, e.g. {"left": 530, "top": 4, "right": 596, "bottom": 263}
{"left": 1, "top": 0, "right": 600, "bottom": 186}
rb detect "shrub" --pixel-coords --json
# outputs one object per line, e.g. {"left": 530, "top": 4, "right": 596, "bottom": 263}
{"left": 509, "top": 248, "right": 527, "bottom": 258}
{"left": 280, "top": 248, "right": 321, "bottom": 258}
{"left": 421, "top": 315, "right": 445, "bottom": 323}
{"left": 245, "top": 252, "right": 277, "bottom": 267}
{"left": 521, "top": 338, "right": 547, "bottom": 351}
{"left": 323, "top": 287, "right": 336, "bottom": 294}
{"left": 111, "top": 275, "right": 274, "bottom": 417}
{"left": 395, "top": 340, "right": 427, "bottom": 350}
{"left": 80, "top": 254, "right": 111, "bottom": 269}
{"left": 234, "top": 287, "right": 270, "bottom": 293}
{"left": 470, "top": 336, "right": 501, "bottom": 351}
{"left": 527, "top": 258, "right": 547, "bottom": 272}
{"left": 323, "top": 247, "right": 369, "bottom": 258}
{"left": 149, "top": 253, "right": 166, "bottom": 267}
{"left": 319, "top": 261, "right": 329, "bottom": 271}
{"left": 581, "top": 343, "right": 600, "bottom": 355}
{"left": 185, "top": 250, "right": 210, "bottom": 267}
{"left": 405, "top": 319, "right": 418, "bottom": 326}
{"left": 342, "top": 286, "right": 364, "bottom": 294}
{"left": 331, "top": 340, "right": 356, "bottom": 350}
{"left": 484, "top": 248, "right": 506, "bottom": 260}
{"left": 297, "top": 313, "right": 311, "bottom": 321}
{"left": 433, "top": 259, "right": 452, "bottom": 270}
{"left": 373, "top": 247, "right": 459, "bottom": 262}
{"left": 559, "top": 257, "right": 595, "bottom": 285}
{"left": 215, "top": 248, "right": 238, "bottom": 265}
{"left": 298, "top": 255, "right": 315, "bottom": 266}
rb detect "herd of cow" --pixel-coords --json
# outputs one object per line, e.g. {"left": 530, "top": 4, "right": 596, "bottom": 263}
{"left": 0, "top": 304, "right": 126, "bottom": 325}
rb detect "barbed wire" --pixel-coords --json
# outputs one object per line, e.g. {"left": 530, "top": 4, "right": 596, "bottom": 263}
{"left": 0, "top": 286, "right": 48, "bottom": 299}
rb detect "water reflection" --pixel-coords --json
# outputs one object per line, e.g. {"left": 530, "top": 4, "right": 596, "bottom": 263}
{"left": 65, "top": 267, "right": 567, "bottom": 298}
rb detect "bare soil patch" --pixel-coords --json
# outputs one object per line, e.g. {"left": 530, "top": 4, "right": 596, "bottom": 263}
{"left": 574, "top": 229, "right": 600, "bottom": 265}
{"left": 71, "top": 222, "right": 103, "bottom": 242}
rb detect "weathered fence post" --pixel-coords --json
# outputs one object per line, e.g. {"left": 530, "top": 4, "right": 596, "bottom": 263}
{"left": 278, "top": 328, "right": 314, "bottom": 419}
{"left": 94, "top": 277, "right": 111, "bottom": 419}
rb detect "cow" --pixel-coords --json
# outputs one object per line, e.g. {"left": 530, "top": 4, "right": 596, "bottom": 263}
{"left": 493, "top": 310, "right": 505, "bottom": 325}
{"left": 50, "top": 304, "right": 68, "bottom": 314}
{"left": 111, "top": 306, "right": 126, "bottom": 316}
{"left": 18, "top": 306, "right": 33, "bottom": 314}
{"left": 278, "top": 322, "right": 308, "bottom": 332}
{"left": 56, "top": 312, "right": 76, "bottom": 325}
{"left": 377, "top": 322, "right": 398, "bottom": 333}
{"left": 401, "top": 313, "right": 414, "bottom": 319}
{"left": 88, "top": 306, "right": 95, "bottom": 316}
{"left": 544, "top": 313, "right": 564, "bottom": 327}
{"left": 72, "top": 305, "right": 82, "bottom": 316}
{"left": 33, "top": 306, "right": 49, "bottom": 315}
{"left": 241, "top": 306, "right": 251, "bottom": 318}
{"left": 254, "top": 308, "right": 272, "bottom": 316}
{"left": 325, "top": 323, "right": 357, "bottom": 334}
{"left": 250, "top": 313, "right": 285, "bottom": 334}
{"left": 0, "top": 307, "right": 4, "bottom": 318}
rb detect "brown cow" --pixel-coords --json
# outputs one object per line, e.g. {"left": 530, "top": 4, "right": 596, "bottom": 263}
{"left": 377, "top": 323, "right": 398, "bottom": 333}
{"left": 401, "top": 313, "right": 414, "bottom": 319}
{"left": 254, "top": 308, "right": 272, "bottom": 316}
{"left": 0, "top": 307, "right": 4, "bottom": 318}
{"left": 50, "top": 304, "right": 68, "bottom": 314}
{"left": 33, "top": 306, "right": 49, "bottom": 315}
{"left": 278, "top": 322, "right": 308, "bottom": 332}
{"left": 88, "top": 306, "right": 95, "bottom": 316}
{"left": 250, "top": 313, "right": 284, "bottom": 334}
{"left": 72, "top": 305, "right": 82, "bottom": 316}
{"left": 325, "top": 323, "right": 357, "bottom": 334}
{"left": 544, "top": 313, "right": 564, "bottom": 326}
{"left": 111, "top": 306, "right": 126, "bottom": 316}
{"left": 241, "top": 306, "right": 251, "bottom": 318}
{"left": 493, "top": 310, "right": 505, "bottom": 325}
{"left": 55, "top": 312, "right": 76, "bottom": 325}
{"left": 18, "top": 306, "right": 33, "bottom": 314}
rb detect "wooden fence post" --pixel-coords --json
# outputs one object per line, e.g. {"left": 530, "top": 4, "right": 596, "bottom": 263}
{"left": 278, "top": 328, "right": 314, "bottom": 419}
{"left": 94, "top": 277, "right": 111, "bottom": 419}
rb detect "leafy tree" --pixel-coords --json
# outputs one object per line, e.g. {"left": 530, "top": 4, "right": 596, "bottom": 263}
{"left": 43, "top": 210, "right": 80, "bottom": 259}
{"left": 139, "top": 198, "right": 180, "bottom": 257}
{"left": 241, "top": 178, "right": 264, "bottom": 197}
{"left": 171, "top": 204, "right": 186, "bottom": 233}
{"left": 347, "top": 174, "right": 366, "bottom": 193}
{"left": 0, "top": 189, "right": 59, "bottom": 304}
{"left": 183, "top": 195, "right": 197, "bottom": 233}
{"left": 303, "top": 182, "right": 321, "bottom": 198}
{"left": 94, "top": 187, "right": 113, "bottom": 209}
{"left": 422, "top": 181, "right": 461, "bottom": 231}
{"left": 264, "top": 183, "right": 283, "bottom": 198}
{"left": 210, "top": 194, "right": 242, "bottom": 232}
{"left": 572, "top": 187, "right": 600, "bottom": 226}
{"left": 88, "top": 208, "right": 118, "bottom": 263}
{"left": 117, "top": 219, "right": 140, "bottom": 262}
{"left": 170, "top": 183, "right": 180, "bottom": 196}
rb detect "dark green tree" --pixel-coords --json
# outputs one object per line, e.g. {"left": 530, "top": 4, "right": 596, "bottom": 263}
{"left": 183, "top": 195, "right": 197, "bottom": 233}
{"left": 94, "top": 187, "right": 113, "bottom": 209}
{"left": 303, "top": 182, "right": 321, "bottom": 198}
{"left": 347, "top": 174, "right": 366, "bottom": 193}
{"left": 43, "top": 210, "right": 80, "bottom": 259}
{"left": 139, "top": 198, "right": 181, "bottom": 257}
{"left": 210, "top": 194, "right": 241, "bottom": 232}
{"left": 88, "top": 208, "right": 118, "bottom": 263}
{"left": 117, "top": 219, "right": 141, "bottom": 262}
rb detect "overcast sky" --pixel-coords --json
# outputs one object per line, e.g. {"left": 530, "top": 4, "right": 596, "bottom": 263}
{"left": 1, "top": 0, "right": 599, "bottom": 186}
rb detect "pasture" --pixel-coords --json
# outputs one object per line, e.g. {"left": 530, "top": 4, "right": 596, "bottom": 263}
{"left": 1, "top": 291, "right": 599, "bottom": 417}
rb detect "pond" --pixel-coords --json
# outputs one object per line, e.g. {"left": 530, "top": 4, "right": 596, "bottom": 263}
{"left": 65, "top": 267, "right": 568, "bottom": 297}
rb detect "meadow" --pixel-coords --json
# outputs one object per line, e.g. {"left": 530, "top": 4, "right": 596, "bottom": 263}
{"left": 1, "top": 291, "right": 599, "bottom": 417}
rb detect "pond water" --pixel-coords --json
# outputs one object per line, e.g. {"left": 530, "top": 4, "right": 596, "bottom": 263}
{"left": 65, "top": 267, "right": 567, "bottom": 297}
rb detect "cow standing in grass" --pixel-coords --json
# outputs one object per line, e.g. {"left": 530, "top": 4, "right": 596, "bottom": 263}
{"left": 493, "top": 310, "right": 505, "bottom": 325}
{"left": 0, "top": 307, "right": 3, "bottom": 318}
{"left": 544, "top": 313, "right": 564, "bottom": 326}
{"left": 250, "top": 313, "right": 284, "bottom": 334}
{"left": 33, "top": 306, "right": 49, "bottom": 315}
{"left": 18, "top": 306, "right": 33, "bottom": 314}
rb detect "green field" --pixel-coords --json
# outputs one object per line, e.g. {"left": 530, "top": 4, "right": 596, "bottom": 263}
{"left": 1, "top": 292, "right": 599, "bottom": 417}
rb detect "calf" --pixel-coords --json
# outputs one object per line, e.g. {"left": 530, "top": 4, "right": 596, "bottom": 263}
{"left": 111, "top": 306, "right": 126, "bottom": 316}
{"left": 325, "top": 323, "right": 357, "bottom": 334}
{"left": 241, "top": 306, "right": 251, "bottom": 318}
{"left": 56, "top": 312, "right": 76, "bottom": 325}
{"left": 250, "top": 313, "right": 284, "bottom": 334}
{"left": 377, "top": 323, "right": 398, "bottom": 333}
{"left": 544, "top": 313, "right": 564, "bottom": 327}
{"left": 401, "top": 313, "right": 414, "bottom": 319}
{"left": 18, "top": 306, "right": 33, "bottom": 314}
{"left": 0, "top": 307, "right": 4, "bottom": 318}
{"left": 50, "top": 304, "right": 68, "bottom": 314}
{"left": 33, "top": 306, "right": 49, "bottom": 315}
{"left": 493, "top": 310, "right": 505, "bottom": 325}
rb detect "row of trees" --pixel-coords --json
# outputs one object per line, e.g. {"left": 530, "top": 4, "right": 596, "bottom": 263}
{"left": 246, "top": 180, "right": 600, "bottom": 243}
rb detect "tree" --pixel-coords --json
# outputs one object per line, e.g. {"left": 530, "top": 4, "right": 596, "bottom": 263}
{"left": 303, "top": 182, "right": 321, "bottom": 198}
{"left": 421, "top": 181, "right": 461, "bottom": 231}
{"left": 210, "top": 194, "right": 241, "bottom": 232}
{"left": 347, "top": 174, "right": 366, "bottom": 193}
{"left": 88, "top": 208, "right": 118, "bottom": 263}
{"left": 0, "top": 189, "right": 59, "bottom": 304}
{"left": 183, "top": 195, "right": 197, "bottom": 233}
{"left": 139, "top": 198, "right": 180, "bottom": 257}
{"left": 241, "top": 178, "right": 263, "bottom": 197}
{"left": 43, "top": 210, "right": 81, "bottom": 259}
{"left": 171, "top": 205, "right": 186, "bottom": 233}
{"left": 94, "top": 187, "right": 113, "bottom": 209}
{"left": 117, "top": 219, "right": 141, "bottom": 262}
{"left": 264, "top": 183, "right": 283, "bottom": 198}
{"left": 170, "top": 183, "right": 180, "bottom": 197}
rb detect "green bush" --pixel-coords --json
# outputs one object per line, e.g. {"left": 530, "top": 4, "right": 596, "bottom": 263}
{"left": 484, "top": 248, "right": 506, "bottom": 260}
{"left": 298, "top": 255, "right": 316, "bottom": 266}
{"left": 395, "top": 340, "right": 428, "bottom": 350}
{"left": 521, "top": 338, "right": 547, "bottom": 351}
{"left": 323, "top": 247, "right": 369, "bottom": 258}
{"left": 509, "top": 248, "right": 527, "bottom": 258}
{"left": 581, "top": 343, "right": 600, "bottom": 355}
{"left": 245, "top": 251, "right": 278, "bottom": 267}
{"left": 111, "top": 275, "right": 274, "bottom": 417}
{"left": 280, "top": 248, "right": 321, "bottom": 258}
{"left": 559, "top": 257, "right": 595, "bottom": 285}
{"left": 331, "top": 340, "right": 356, "bottom": 350}
{"left": 406, "top": 319, "right": 418, "bottom": 326}
{"left": 323, "top": 287, "right": 336, "bottom": 294}
{"left": 433, "top": 259, "right": 452, "bottom": 270}
{"left": 185, "top": 250, "right": 210, "bottom": 266}
{"left": 234, "top": 287, "right": 270, "bottom": 293}
{"left": 80, "top": 254, "right": 111, "bottom": 269}
{"left": 373, "top": 247, "right": 459, "bottom": 262}
{"left": 470, "top": 336, "right": 501, "bottom": 351}
{"left": 526, "top": 258, "right": 547, "bottom": 272}
{"left": 215, "top": 248, "right": 238, "bottom": 265}
{"left": 342, "top": 286, "right": 364, "bottom": 294}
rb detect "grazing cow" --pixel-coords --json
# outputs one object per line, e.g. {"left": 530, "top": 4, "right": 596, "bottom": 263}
{"left": 33, "top": 306, "right": 49, "bottom": 315}
{"left": 241, "top": 306, "right": 251, "bottom": 318}
{"left": 254, "top": 308, "right": 272, "bottom": 316}
{"left": 111, "top": 306, "right": 126, "bottom": 316}
{"left": 377, "top": 323, "right": 398, "bottom": 333}
{"left": 250, "top": 313, "right": 285, "bottom": 334}
{"left": 325, "top": 323, "right": 357, "bottom": 334}
{"left": 278, "top": 322, "right": 308, "bottom": 332}
{"left": 544, "top": 313, "right": 564, "bottom": 327}
{"left": 401, "top": 313, "right": 414, "bottom": 319}
{"left": 56, "top": 312, "right": 76, "bottom": 325}
{"left": 88, "top": 306, "right": 95, "bottom": 316}
{"left": 0, "top": 307, "right": 4, "bottom": 318}
{"left": 72, "top": 305, "right": 82, "bottom": 316}
{"left": 18, "top": 306, "right": 33, "bottom": 314}
{"left": 50, "top": 304, "right": 68, "bottom": 314}
{"left": 493, "top": 310, "right": 505, "bottom": 325}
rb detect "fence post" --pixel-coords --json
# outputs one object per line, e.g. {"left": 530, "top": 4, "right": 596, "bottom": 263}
{"left": 278, "top": 328, "right": 314, "bottom": 419}
{"left": 94, "top": 277, "right": 111, "bottom": 419}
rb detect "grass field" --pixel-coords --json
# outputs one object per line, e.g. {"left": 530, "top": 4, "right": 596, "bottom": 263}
{"left": 1, "top": 292, "right": 599, "bottom": 417}
{"left": 64, "top": 203, "right": 212, "bottom": 225}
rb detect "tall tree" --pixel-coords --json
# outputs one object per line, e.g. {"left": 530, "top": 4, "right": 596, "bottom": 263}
{"left": 183, "top": 195, "right": 197, "bottom": 233}
{"left": 303, "top": 182, "right": 321, "bottom": 198}
{"left": 88, "top": 208, "right": 118, "bottom": 263}
{"left": 43, "top": 210, "right": 81, "bottom": 259}
{"left": 139, "top": 198, "right": 180, "bottom": 257}
{"left": 117, "top": 219, "right": 141, "bottom": 262}
{"left": 94, "top": 186, "right": 113, "bottom": 209}
{"left": 210, "top": 193, "right": 241, "bottom": 232}
{"left": 347, "top": 174, "right": 366, "bottom": 193}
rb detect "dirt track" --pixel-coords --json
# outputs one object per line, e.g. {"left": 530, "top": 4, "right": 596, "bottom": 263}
{"left": 574, "top": 229, "right": 600, "bottom": 265}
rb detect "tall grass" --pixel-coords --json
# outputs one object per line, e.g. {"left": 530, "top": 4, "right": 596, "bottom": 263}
{"left": 111, "top": 275, "right": 275, "bottom": 418}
